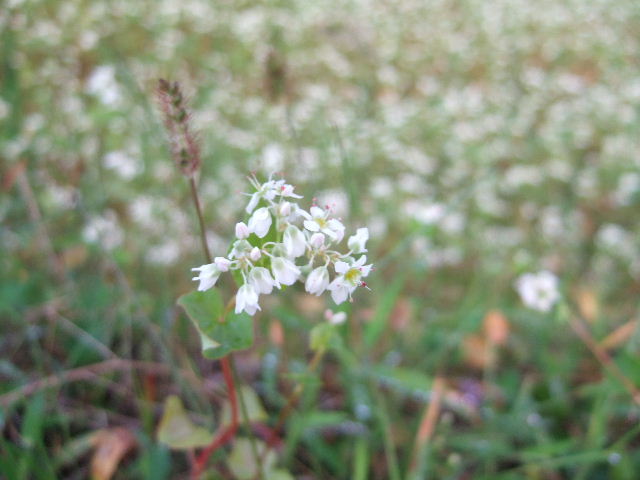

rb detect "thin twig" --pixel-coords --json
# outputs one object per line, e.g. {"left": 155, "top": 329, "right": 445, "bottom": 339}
{"left": 568, "top": 314, "right": 640, "bottom": 406}
{"left": 0, "top": 359, "right": 171, "bottom": 408}
{"left": 408, "top": 375, "right": 445, "bottom": 478}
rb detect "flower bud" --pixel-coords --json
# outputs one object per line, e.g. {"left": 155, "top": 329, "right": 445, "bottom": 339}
{"left": 214, "top": 257, "right": 231, "bottom": 272}
{"left": 249, "top": 267, "right": 275, "bottom": 294}
{"left": 305, "top": 266, "right": 330, "bottom": 296}
{"left": 250, "top": 247, "right": 262, "bottom": 262}
{"left": 278, "top": 201, "right": 292, "bottom": 217}
{"left": 235, "top": 222, "right": 250, "bottom": 239}
{"left": 248, "top": 207, "right": 272, "bottom": 238}
{"left": 271, "top": 257, "right": 301, "bottom": 287}
{"left": 309, "top": 232, "right": 325, "bottom": 249}
{"left": 283, "top": 225, "right": 306, "bottom": 258}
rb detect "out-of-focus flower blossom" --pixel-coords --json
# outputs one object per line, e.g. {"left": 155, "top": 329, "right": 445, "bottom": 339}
{"left": 515, "top": 271, "right": 560, "bottom": 313}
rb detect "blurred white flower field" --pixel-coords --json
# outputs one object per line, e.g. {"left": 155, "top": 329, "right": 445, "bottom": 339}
{"left": 2, "top": 0, "right": 640, "bottom": 478}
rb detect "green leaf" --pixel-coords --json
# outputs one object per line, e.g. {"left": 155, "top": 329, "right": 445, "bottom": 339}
{"left": 266, "top": 470, "right": 295, "bottom": 480}
{"left": 221, "top": 386, "right": 267, "bottom": 426}
{"left": 228, "top": 438, "right": 276, "bottom": 479}
{"left": 156, "top": 395, "right": 214, "bottom": 450}
{"left": 310, "top": 323, "right": 336, "bottom": 352}
{"left": 177, "top": 290, "right": 254, "bottom": 359}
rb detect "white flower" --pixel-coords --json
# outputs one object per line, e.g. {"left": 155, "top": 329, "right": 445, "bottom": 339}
{"left": 235, "top": 222, "right": 250, "bottom": 239}
{"left": 327, "top": 256, "right": 372, "bottom": 304}
{"left": 248, "top": 207, "right": 272, "bottom": 238}
{"left": 192, "top": 263, "right": 222, "bottom": 291}
{"left": 278, "top": 183, "right": 303, "bottom": 199}
{"left": 188, "top": 175, "right": 373, "bottom": 317}
{"left": 86, "top": 65, "right": 121, "bottom": 106}
{"left": 348, "top": 228, "right": 369, "bottom": 254}
{"left": 245, "top": 179, "right": 278, "bottom": 213}
{"left": 324, "top": 310, "right": 347, "bottom": 325}
{"left": 305, "top": 266, "right": 330, "bottom": 295}
{"left": 249, "top": 267, "right": 275, "bottom": 294}
{"left": 229, "top": 239, "right": 252, "bottom": 260}
{"left": 515, "top": 271, "right": 560, "bottom": 313}
{"left": 236, "top": 283, "right": 260, "bottom": 315}
{"left": 271, "top": 257, "right": 301, "bottom": 287}
{"left": 302, "top": 206, "right": 345, "bottom": 241}
{"left": 283, "top": 225, "right": 306, "bottom": 258}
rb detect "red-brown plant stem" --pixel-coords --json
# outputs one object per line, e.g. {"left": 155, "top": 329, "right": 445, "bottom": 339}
{"left": 192, "top": 356, "right": 238, "bottom": 478}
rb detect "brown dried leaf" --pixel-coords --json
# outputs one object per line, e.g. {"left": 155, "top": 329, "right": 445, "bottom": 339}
{"left": 90, "top": 427, "right": 137, "bottom": 480}
{"left": 2, "top": 161, "right": 26, "bottom": 192}
{"left": 462, "top": 335, "right": 493, "bottom": 370}
{"left": 391, "top": 298, "right": 412, "bottom": 331}
{"left": 601, "top": 319, "right": 638, "bottom": 351}
{"left": 62, "top": 245, "right": 88, "bottom": 269}
{"left": 269, "top": 319, "right": 284, "bottom": 347}
{"left": 483, "top": 310, "right": 510, "bottom": 346}
{"left": 576, "top": 288, "right": 599, "bottom": 323}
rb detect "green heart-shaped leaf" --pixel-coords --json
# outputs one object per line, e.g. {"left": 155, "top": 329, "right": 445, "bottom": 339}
{"left": 177, "top": 290, "right": 254, "bottom": 359}
{"left": 157, "top": 395, "right": 214, "bottom": 450}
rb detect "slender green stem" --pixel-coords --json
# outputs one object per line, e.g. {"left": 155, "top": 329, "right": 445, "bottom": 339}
{"left": 189, "top": 176, "right": 212, "bottom": 263}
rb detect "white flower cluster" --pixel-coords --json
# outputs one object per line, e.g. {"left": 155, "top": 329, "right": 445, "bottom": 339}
{"left": 515, "top": 270, "right": 560, "bottom": 313}
{"left": 192, "top": 175, "right": 372, "bottom": 315}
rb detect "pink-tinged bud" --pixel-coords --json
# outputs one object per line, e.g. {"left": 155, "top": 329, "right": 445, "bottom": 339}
{"left": 214, "top": 257, "right": 231, "bottom": 272}
{"left": 278, "top": 201, "right": 292, "bottom": 217}
{"left": 309, "top": 233, "right": 325, "bottom": 249}
{"left": 235, "top": 222, "right": 250, "bottom": 239}
{"left": 250, "top": 247, "right": 262, "bottom": 261}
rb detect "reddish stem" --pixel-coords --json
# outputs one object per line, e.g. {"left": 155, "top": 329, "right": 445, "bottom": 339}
{"left": 192, "top": 356, "right": 239, "bottom": 478}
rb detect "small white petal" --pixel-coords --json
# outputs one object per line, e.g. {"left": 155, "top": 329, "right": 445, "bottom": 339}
{"left": 245, "top": 193, "right": 260, "bottom": 214}
{"left": 304, "top": 220, "right": 320, "bottom": 232}
{"left": 310, "top": 206, "right": 325, "bottom": 218}
{"left": 334, "top": 261, "right": 349, "bottom": 274}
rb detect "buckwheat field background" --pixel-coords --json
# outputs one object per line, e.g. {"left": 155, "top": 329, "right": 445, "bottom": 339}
{"left": 3, "top": 1, "right": 640, "bottom": 479}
